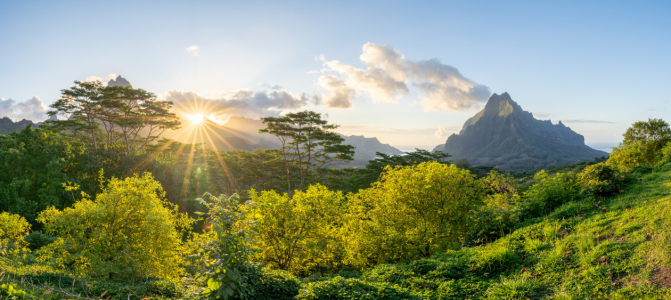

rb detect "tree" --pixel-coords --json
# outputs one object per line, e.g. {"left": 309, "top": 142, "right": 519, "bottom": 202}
{"left": 48, "top": 80, "right": 180, "bottom": 155}
{"left": 260, "top": 111, "right": 354, "bottom": 195}
{"left": 346, "top": 149, "right": 451, "bottom": 192}
{"left": 455, "top": 158, "right": 471, "bottom": 169}
{"left": 621, "top": 118, "right": 671, "bottom": 165}
{"left": 0, "top": 126, "right": 86, "bottom": 226}
{"left": 246, "top": 184, "right": 346, "bottom": 274}
{"left": 195, "top": 192, "right": 256, "bottom": 300}
{"left": 343, "top": 162, "right": 484, "bottom": 267}
{"left": 37, "top": 173, "right": 190, "bottom": 281}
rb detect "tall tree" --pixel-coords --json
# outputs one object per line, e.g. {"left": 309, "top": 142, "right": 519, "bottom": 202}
{"left": 621, "top": 118, "right": 671, "bottom": 165}
{"left": 260, "top": 111, "right": 355, "bottom": 194}
{"left": 48, "top": 80, "right": 181, "bottom": 155}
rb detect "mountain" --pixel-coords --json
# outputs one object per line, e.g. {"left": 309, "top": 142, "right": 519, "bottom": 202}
{"left": 108, "top": 75, "right": 131, "bottom": 87}
{"left": 0, "top": 115, "right": 57, "bottom": 135}
{"left": 342, "top": 135, "right": 404, "bottom": 166}
{"left": 440, "top": 92, "right": 608, "bottom": 170}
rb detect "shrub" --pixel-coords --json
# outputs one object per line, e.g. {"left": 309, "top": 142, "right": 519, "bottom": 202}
{"left": 577, "top": 163, "right": 628, "bottom": 198}
{"left": 297, "top": 276, "right": 420, "bottom": 300}
{"left": 521, "top": 171, "right": 578, "bottom": 218}
{"left": 196, "top": 192, "right": 256, "bottom": 300}
{"left": 343, "top": 162, "right": 484, "bottom": 267}
{"left": 36, "top": 172, "right": 190, "bottom": 281}
{"left": 0, "top": 212, "right": 30, "bottom": 257}
{"left": 0, "top": 283, "right": 29, "bottom": 299}
{"left": 246, "top": 184, "right": 346, "bottom": 275}
{"left": 23, "top": 230, "right": 55, "bottom": 251}
{"left": 243, "top": 266, "right": 301, "bottom": 300}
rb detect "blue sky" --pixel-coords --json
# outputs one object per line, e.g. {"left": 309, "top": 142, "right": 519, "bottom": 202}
{"left": 1, "top": 0, "right": 670, "bottom": 151}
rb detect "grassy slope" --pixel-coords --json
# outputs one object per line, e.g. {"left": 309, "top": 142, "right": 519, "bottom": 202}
{"left": 301, "top": 168, "right": 671, "bottom": 299}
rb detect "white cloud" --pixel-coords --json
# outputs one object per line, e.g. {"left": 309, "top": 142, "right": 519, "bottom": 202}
{"left": 165, "top": 89, "right": 308, "bottom": 123}
{"left": 0, "top": 96, "right": 49, "bottom": 122}
{"left": 319, "top": 43, "right": 490, "bottom": 111}
{"left": 186, "top": 45, "right": 199, "bottom": 56}
{"left": 317, "top": 75, "right": 355, "bottom": 108}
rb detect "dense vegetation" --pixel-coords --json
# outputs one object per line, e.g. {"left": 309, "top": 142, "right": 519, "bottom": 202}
{"left": 3, "top": 80, "right": 671, "bottom": 299}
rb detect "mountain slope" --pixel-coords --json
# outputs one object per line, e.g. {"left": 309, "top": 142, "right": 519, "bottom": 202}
{"left": 442, "top": 93, "right": 607, "bottom": 170}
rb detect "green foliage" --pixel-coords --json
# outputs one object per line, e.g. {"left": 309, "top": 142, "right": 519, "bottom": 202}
{"left": 246, "top": 184, "right": 346, "bottom": 274}
{"left": 48, "top": 80, "right": 180, "bottom": 155}
{"left": 484, "top": 275, "right": 542, "bottom": 299}
{"left": 522, "top": 171, "right": 578, "bottom": 218}
{"left": 343, "top": 162, "right": 484, "bottom": 267}
{"left": 36, "top": 172, "right": 189, "bottom": 281}
{"left": 345, "top": 149, "right": 451, "bottom": 192}
{"left": 0, "top": 126, "right": 85, "bottom": 226}
{"left": 0, "top": 212, "right": 30, "bottom": 258}
{"left": 297, "top": 276, "right": 420, "bottom": 300}
{"left": 608, "top": 118, "right": 671, "bottom": 170}
{"left": 260, "top": 110, "right": 355, "bottom": 194}
{"left": 576, "top": 163, "right": 627, "bottom": 198}
{"left": 242, "top": 266, "right": 301, "bottom": 300}
{"left": 23, "top": 230, "right": 55, "bottom": 251}
{"left": 0, "top": 283, "right": 29, "bottom": 299}
{"left": 196, "top": 192, "right": 256, "bottom": 299}
{"left": 455, "top": 158, "right": 471, "bottom": 169}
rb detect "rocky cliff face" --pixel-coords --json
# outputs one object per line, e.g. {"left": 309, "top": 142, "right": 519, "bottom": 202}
{"left": 442, "top": 93, "right": 607, "bottom": 170}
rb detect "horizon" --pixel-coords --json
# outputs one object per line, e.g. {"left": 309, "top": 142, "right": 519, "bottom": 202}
{"left": 2, "top": 1, "right": 670, "bottom": 152}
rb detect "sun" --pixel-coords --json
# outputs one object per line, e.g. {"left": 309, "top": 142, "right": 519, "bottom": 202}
{"left": 186, "top": 113, "right": 204, "bottom": 124}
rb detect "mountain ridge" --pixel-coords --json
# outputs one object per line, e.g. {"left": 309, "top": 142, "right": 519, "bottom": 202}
{"left": 441, "top": 92, "right": 607, "bottom": 170}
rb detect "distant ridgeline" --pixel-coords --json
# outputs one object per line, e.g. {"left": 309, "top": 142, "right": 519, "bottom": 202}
{"left": 0, "top": 115, "right": 57, "bottom": 135}
{"left": 439, "top": 92, "right": 608, "bottom": 170}
{"left": 164, "top": 115, "right": 404, "bottom": 167}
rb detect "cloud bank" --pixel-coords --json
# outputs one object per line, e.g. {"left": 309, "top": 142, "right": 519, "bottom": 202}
{"left": 318, "top": 43, "right": 490, "bottom": 111}
{"left": 0, "top": 96, "right": 49, "bottom": 122}
{"left": 165, "top": 89, "right": 309, "bottom": 123}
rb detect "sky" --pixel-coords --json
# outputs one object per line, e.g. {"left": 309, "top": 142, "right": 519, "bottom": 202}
{"left": 1, "top": 1, "right": 670, "bottom": 151}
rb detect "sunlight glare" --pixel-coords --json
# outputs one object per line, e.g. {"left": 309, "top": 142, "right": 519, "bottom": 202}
{"left": 187, "top": 114, "right": 204, "bottom": 124}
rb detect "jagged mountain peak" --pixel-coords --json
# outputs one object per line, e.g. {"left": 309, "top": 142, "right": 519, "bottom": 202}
{"left": 443, "top": 93, "right": 607, "bottom": 170}
{"left": 108, "top": 75, "right": 131, "bottom": 87}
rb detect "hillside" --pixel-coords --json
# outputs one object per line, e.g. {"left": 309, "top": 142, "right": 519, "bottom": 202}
{"left": 440, "top": 93, "right": 608, "bottom": 170}
{"left": 290, "top": 166, "right": 671, "bottom": 299}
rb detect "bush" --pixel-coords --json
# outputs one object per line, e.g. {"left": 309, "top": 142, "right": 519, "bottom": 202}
{"left": 0, "top": 212, "right": 30, "bottom": 257}
{"left": 36, "top": 172, "right": 190, "bottom": 281}
{"left": 0, "top": 283, "right": 29, "bottom": 299}
{"left": 23, "top": 230, "right": 55, "bottom": 251}
{"left": 343, "top": 162, "right": 484, "bottom": 267}
{"left": 196, "top": 192, "right": 257, "bottom": 300}
{"left": 246, "top": 184, "right": 346, "bottom": 275}
{"left": 464, "top": 207, "right": 519, "bottom": 246}
{"left": 243, "top": 266, "right": 301, "bottom": 300}
{"left": 297, "top": 276, "right": 420, "bottom": 300}
{"left": 521, "top": 171, "right": 578, "bottom": 219}
{"left": 577, "top": 163, "right": 628, "bottom": 198}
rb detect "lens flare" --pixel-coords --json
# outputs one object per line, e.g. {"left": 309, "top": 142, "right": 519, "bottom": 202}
{"left": 186, "top": 114, "right": 204, "bottom": 124}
